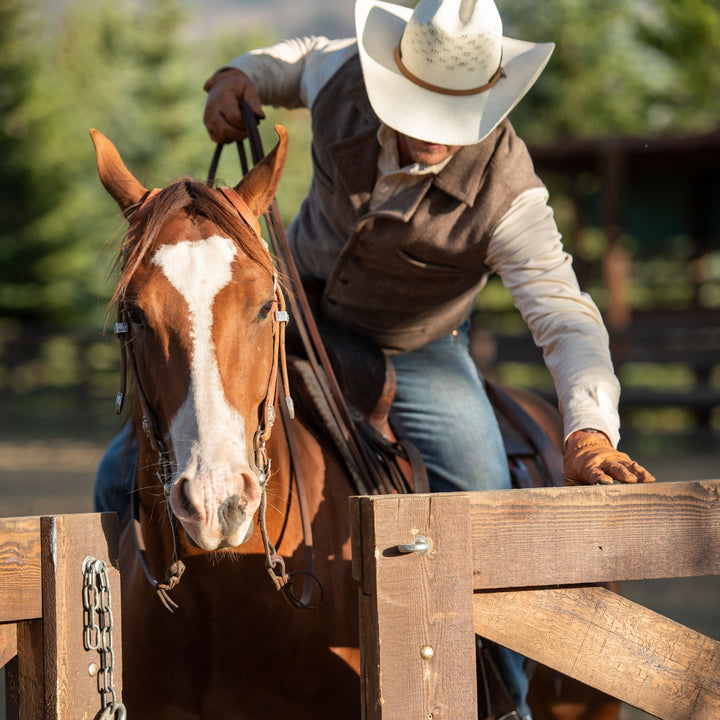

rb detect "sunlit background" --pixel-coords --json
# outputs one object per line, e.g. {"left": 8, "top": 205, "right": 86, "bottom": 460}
{"left": 1, "top": 0, "right": 718, "bottom": 443}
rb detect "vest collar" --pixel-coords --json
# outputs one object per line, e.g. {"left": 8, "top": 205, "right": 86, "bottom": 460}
{"left": 433, "top": 125, "right": 503, "bottom": 206}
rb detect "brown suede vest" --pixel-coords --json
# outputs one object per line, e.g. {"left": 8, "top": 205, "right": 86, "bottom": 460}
{"left": 288, "top": 53, "right": 543, "bottom": 353}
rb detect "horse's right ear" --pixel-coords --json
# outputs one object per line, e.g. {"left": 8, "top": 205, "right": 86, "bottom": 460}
{"left": 233, "top": 124, "right": 288, "bottom": 217}
{"left": 90, "top": 129, "right": 148, "bottom": 218}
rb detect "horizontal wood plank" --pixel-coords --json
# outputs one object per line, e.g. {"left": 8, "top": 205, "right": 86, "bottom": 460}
{"left": 469, "top": 480, "right": 720, "bottom": 588}
{"left": 0, "top": 517, "right": 42, "bottom": 622}
{"left": 474, "top": 585, "right": 720, "bottom": 720}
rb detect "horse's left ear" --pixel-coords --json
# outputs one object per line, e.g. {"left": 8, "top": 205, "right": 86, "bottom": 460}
{"left": 90, "top": 128, "right": 149, "bottom": 218}
{"left": 233, "top": 124, "right": 288, "bottom": 217}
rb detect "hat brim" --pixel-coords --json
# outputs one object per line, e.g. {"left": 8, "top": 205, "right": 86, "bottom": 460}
{"left": 355, "top": 0, "right": 554, "bottom": 145}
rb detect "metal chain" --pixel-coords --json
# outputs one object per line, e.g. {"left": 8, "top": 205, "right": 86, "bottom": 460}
{"left": 82, "top": 556, "right": 128, "bottom": 720}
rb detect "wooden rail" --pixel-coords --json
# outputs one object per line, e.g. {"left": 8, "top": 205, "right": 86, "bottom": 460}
{"left": 350, "top": 480, "right": 720, "bottom": 719}
{"left": 0, "top": 513, "right": 121, "bottom": 720}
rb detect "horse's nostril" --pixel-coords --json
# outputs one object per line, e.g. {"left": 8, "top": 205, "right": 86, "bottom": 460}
{"left": 173, "top": 476, "right": 195, "bottom": 517}
{"left": 218, "top": 494, "right": 246, "bottom": 537}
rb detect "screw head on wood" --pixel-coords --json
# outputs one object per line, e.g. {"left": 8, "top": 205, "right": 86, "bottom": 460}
{"left": 420, "top": 645, "right": 434, "bottom": 660}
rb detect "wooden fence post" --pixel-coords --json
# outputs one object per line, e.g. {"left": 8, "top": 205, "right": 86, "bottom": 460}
{"left": 2, "top": 512, "right": 121, "bottom": 720}
{"left": 351, "top": 493, "right": 477, "bottom": 720}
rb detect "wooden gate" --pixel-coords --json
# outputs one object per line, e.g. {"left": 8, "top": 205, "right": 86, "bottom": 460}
{"left": 350, "top": 480, "right": 720, "bottom": 719}
{"left": 1, "top": 513, "right": 121, "bottom": 720}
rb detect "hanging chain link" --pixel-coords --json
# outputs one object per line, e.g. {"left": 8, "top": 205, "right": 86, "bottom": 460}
{"left": 82, "top": 556, "right": 128, "bottom": 720}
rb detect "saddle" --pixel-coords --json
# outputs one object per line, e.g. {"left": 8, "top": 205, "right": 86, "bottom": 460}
{"left": 286, "top": 280, "right": 563, "bottom": 498}
{"left": 286, "top": 300, "right": 428, "bottom": 495}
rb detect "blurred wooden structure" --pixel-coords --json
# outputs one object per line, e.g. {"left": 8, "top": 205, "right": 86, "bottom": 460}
{"left": 530, "top": 130, "right": 720, "bottom": 330}
{"left": 482, "top": 309, "right": 720, "bottom": 427}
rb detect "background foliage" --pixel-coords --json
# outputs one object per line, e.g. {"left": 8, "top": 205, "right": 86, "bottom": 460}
{"left": 0, "top": 0, "right": 718, "bottom": 435}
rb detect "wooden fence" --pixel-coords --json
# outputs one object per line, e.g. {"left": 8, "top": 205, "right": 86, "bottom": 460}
{"left": 1, "top": 513, "right": 121, "bottom": 720}
{"left": 350, "top": 480, "right": 720, "bottom": 719}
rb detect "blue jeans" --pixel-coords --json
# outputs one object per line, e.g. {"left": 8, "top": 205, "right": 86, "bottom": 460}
{"left": 389, "top": 325, "right": 511, "bottom": 493}
{"left": 94, "top": 423, "right": 136, "bottom": 522}
{"left": 389, "top": 325, "right": 531, "bottom": 719}
{"left": 94, "top": 325, "right": 531, "bottom": 717}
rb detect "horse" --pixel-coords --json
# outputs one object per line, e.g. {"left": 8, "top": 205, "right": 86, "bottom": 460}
{"left": 91, "top": 125, "right": 618, "bottom": 720}
{"left": 93, "top": 125, "right": 361, "bottom": 719}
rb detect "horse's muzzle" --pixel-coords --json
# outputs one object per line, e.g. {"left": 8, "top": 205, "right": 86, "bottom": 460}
{"left": 170, "top": 469, "right": 261, "bottom": 550}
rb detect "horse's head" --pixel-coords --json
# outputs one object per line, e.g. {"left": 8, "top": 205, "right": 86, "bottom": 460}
{"left": 92, "top": 127, "right": 289, "bottom": 551}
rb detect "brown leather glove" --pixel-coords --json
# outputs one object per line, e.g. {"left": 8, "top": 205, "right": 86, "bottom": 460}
{"left": 563, "top": 430, "right": 656, "bottom": 486}
{"left": 203, "top": 68, "right": 265, "bottom": 144}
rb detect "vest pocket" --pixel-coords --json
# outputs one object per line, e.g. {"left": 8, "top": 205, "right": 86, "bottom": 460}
{"left": 397, "top": 249, "right": 460, "bottom": 274}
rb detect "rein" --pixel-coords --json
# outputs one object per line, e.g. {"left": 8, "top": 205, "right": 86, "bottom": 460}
{"left": 211, "top": 153, "right": 321, "bottom": 609}
{"left": 115, "top": 299, "right": 185, "bottom": 612}
{"left": 233, "top": 103, "right": 424, "bottom": 497}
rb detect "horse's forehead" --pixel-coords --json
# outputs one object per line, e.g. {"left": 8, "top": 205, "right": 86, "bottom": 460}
{"left": 152, "top": 235, "right": 237, "bottom": 300}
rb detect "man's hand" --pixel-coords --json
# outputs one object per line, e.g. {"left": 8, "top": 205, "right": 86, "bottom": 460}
{"left": 563, "top": 430, "right": 656, "bottom": 486}
{"left": 203, "top": 68, "right": 265, "bottom": 144}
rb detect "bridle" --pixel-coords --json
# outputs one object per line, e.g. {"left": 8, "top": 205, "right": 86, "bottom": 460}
{"left": 113, "top": 182, "right": 315, "bottom": 611}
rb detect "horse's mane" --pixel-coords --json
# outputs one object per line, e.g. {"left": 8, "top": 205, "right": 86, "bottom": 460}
{"left": 112, "top": 178, "right": 274, "bottom": 304}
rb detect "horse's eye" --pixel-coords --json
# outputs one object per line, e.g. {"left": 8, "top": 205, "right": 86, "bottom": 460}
{"left": 126, "top": 306, "right": 146, "bottom": 328}
{"left": 258, "top": 300, "right": 275, "bottom": 321}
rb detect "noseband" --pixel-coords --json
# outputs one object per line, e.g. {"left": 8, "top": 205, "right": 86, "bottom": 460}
{"left": 114, "top": 184, "right": 298, "bottom": 610}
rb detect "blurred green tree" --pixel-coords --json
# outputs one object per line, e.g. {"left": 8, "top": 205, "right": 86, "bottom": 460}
{"left": 502, "top": 0, "right": 655, "bottom": 140}
{"left": 0, "top": 0, "right": 48, "bottom": 324}
{"left": 501, "top": 0, "right": 720, "bottom": 141}
{"left": 0, "top": 0, "right": 310, "bottom": 335}
{"left": 635, "top": 0, "right": 720, "bottom": 133}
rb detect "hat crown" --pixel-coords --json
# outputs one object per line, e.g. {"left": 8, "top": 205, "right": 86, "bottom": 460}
{"left": 399, "top": 0, "right": 503, "bottom": 92}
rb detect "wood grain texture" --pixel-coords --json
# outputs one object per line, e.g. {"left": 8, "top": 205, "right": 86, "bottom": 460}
{"left": 0, "top": 622, "right": 18, "bottom": 667}
{"left": 41, "top": 513, "right": 122, "bottom": 720}
{"left": 474, "top": 585, "right": 720, "bottom": 720}
{"left": 0, "top": 517, "right": 42, "bottom": 622}
{"left": 354, "top": 494, "right": 478, "bottom": 720}
{"left": 351, "top": 482, "right": 720, "bottom": 718}
{"left": 6, "top": 620, "right": 45, "bottom": 720}
{"left": 469, "top": 480, "right": 720, "bottom": 588}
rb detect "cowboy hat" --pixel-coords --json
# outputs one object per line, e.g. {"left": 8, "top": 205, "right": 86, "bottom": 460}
{"left": 355, "top": 0, "right": 554, "bottom": 145}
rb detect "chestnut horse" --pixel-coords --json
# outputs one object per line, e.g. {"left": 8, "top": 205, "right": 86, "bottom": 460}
{"left": 93, "top": 126, "right": 360, "bottom": 719}
{"left": 92, "top": 126, "right": 618, "bottom": 720}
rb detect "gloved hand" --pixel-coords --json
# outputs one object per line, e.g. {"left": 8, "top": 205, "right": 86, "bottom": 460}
{"left": 563, "top": 430, "right": 656, "bottom": 486}
{"left": 203, "top": 68, "right": 265, "bottom": 144}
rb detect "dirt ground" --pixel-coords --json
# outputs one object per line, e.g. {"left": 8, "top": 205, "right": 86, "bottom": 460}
{"left": 0, "top": 434, "right": 718, "bottom": 719}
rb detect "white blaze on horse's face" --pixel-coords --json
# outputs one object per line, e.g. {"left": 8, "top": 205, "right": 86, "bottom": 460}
{"left": 152, "top": 234, "right": 263, "bottom": 551}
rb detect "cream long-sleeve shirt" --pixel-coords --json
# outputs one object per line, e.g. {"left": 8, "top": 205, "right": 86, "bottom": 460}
{"left": 227, "top": 37, "right": 622, "bottom": 446}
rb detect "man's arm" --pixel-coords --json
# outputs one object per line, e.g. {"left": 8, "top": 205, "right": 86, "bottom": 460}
{"left": 486, "top": 188, "right": 655, "bottom": 484}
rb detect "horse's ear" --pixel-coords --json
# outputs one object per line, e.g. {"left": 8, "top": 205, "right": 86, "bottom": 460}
{"left": 233, "top": 124, "right": 288, "bottom": 217}
{"left": 90, "top": 128, "right": 148, "bottom": 217}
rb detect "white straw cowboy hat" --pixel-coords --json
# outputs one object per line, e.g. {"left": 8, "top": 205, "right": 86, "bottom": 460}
{"left": 355, "top": 0, "right": 555, "bottom": 145}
